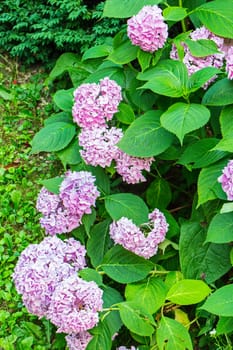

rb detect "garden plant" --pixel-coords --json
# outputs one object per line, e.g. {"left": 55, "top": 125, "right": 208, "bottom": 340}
{"left": 7, "top": 0, "right": 233, "bottom": 349}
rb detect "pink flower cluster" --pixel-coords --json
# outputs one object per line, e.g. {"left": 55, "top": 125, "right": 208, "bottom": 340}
{"left": 109, "top": 209, "right": 169, "bottom": 259}
{"left": 72, "top": 77, "right": 122, "bottom": 128}
{"left": 127, "top": 5, "right": 168, "bottom": 53}
{"left": 65, "top": 332, "right": 93, "bottom": 350}
{"left": 218, "top": 160, "right": 233, "bottom": 200}
{"left": 225, "top": 46, "right": 233, "bottom": 80}
{"left": 36, "top": 171, "right": 99, "bottom": 235}
{"left": 12, "top": 236, "right": 86, "bottom": 318}
{"left": 170, "top": 26, "right": 225, "bottom": 87}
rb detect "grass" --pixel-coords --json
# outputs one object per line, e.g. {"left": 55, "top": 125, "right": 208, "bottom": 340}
{"left": 0, "top": 54, "right": 65, "bottom": 349}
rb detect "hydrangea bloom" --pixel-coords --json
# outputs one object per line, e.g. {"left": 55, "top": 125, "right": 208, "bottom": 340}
{"left": 127, "top": 5, "right": 168, "bottom": 53}
{"left": 12, "top": 236, "right": 86, "bottom": 318}
{"left": 65, "top": 332, "right": 93, "bottom": 350}
{"left": 79, "top": 126, "right": 123, "bottom": 167}
{"left": 47, "top": 274, "right": 103, "bottom": 333}
{"left": 36, "top": 171, "right": 99, "bottom": 235}
{"left": 225, "top": 46, "right": 233, "bottom": 80}
{"left": 115, "top": 151, "right": 154, "bottom": 184}
{"left": 72, "top": 77, "right": 122, "bottom": 128}
{"left": 218, "top": 160, "right": 233, "bottom": 200}
{"left": 170, "top": 26, "right": 225, "bottom": 87}
{"left": 109, "top": 209, "right": 168, "bottom": 259}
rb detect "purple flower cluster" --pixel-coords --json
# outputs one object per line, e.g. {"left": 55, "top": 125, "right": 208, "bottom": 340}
{"left": 36, "top": 171, "right": 99, "bottom": 235}
{"left": 170, "top": 26, "right": 225, "bottom": 87}
{"left": 218, "top": 160, "right": 233, "bottom": 200}
{"left": 127, "top": 5, "right": 168, "bottom": 53}
{"left": 65, "top": 332, "right": 93, "bottom": 350}
{"left": 225, "top": 46, "right": 233, "bottom": 80}
{"left": 72, "top": 77, "right": 122, "bottom": 128}
{"left": 47, "top": 274, "right": 103, "bottom": 333}
{"left": 109, "top": 209, "right": 168, "bottom": 259}
{"left": 12, "top": 236, "right": 86, "bottom": 318}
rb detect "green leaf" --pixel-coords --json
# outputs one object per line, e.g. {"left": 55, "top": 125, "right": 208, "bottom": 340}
{"left": 101, "top": 245, "right": 154, "bottom": 283}
{"left": 0, "top": 86, "right": 13, "bottom": 100}
{"left": 184, "top": 38, "right": 219, "bottom": 57}
{"left": 82, "top": 210, "right": 96, "bottom": 237}
{"left": 178, "top": 138, "right": 228, "bottom": 170}
{"left": 194, "top": 0, "right": 233, "bottom": 38}
{"left": 102, "top": 286, "right": 123, "bottom": 336}
{"left": 219, "top": 105, "right": 233, "bottom": 137}
{"left": 108, "top": 40, "right": 138, "bottom": 64}
{"left": 197, "top": 159, "right": 228, "bottom": 207}
{"left": 216, "top": 316, "right": 233, "bottom": 335}
{"left": 161, "top": 102, "right": 210, "bottom": 145}
{"left": 44, "top": 112, "right": 73, "bottom": 125}
{"left": 105, "top": 193, "right": 149, "bottom": 225}
{"left": 117, "top": 110, "right": 173, "bottom": 157}
{"left": 137, "top": 50, "right": 153, "bottom": 72}
{"left": 140, "top": 60, "right": 189, "bottom": 98}
{"left": 53, "top": 89, "right": 74, "bottom": 112}
{"left": 180, "top": 221, "right": 232, "bottom": 283}
{"left": 103, "top": 0, "right": 162, "bottom": 18}
{"left": 202, "top": 78, "right": 233, "bottom": 106}
{"left": 212, "top": 132, "right": 233, "bottom": 153}
{"left": 146, "top": 177, "right": 172, "bottom": 209}
{"left": 200, "top": 284, "right": 233, "bottom": 317}
{"left": 220, "top": 202, "right": 233, "bottom": 214}
{"left": 156, "top": 316, "right": 193, "bottom": 350}
{"left": 166, "top": 279, "right": 211, "bottom": 305}
{"left": 87, "top": 320, "right": 112, "bottom": 350}
{"left": 56, "top": 137, "right": 82, "bottom": 167}
{"left": 188, "top": 67, "right": 220, "bottom": 92}
{"left": 82, "top": 44, "right": 113, "bottom": 60}
{"left": 89, "top": 166, "right": 111, "bottom": 195}
{"left": 84, "top": 66, "right": 125, "bottom": 86}
{"left": 115, "top": 103, "right": 135, "bottom": 125}
{"left": 206, "top": 212, "right": 233, "bottom": 244}
{"left": 117, "top": 301, "right": 155, "bottom": 336}
{"left": 78, "top": 268, "right": 103, "bottom": 286}
{"left": 87, "top": 219, "right": 112, "bottom": 267}
{"left": 163, "top": 6, "right": 188, "bottom": 21}
{"left": 39, "top": 176, "right": 64, "bottom": 194}
{"left": 31, "top": 122, "right": 76, "bottom": 154}
{"left": 125, "top": 276, "right": 168, "bottom": 314}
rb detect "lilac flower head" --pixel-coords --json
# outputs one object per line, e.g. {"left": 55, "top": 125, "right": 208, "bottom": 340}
{"left": 225, "top": 46, "right": 233, "bottom": 80}
{"left": 109, "top": 209, "right": 168, "bottom": 259}
{"left": 79, "top": 126, "right": 123, "bottom": 167}
{"left": 127, "top": 5, "right": 168, "bottom": 53}
{"left": 115, "top": 150, "right": 154, "bottom": 184}
{"left": 72, "top": 77, "right": 122, "bottom": 128}
{"left": 65, "top": 332, "right": 93, "bottom": 350}
{"left": 218, "top": 160, "right": 233, "bottom": 200}
{"left": 47, "top": 274, "right": 103, "bottom": 333}
{"left": 12, "top": 236, "right": 86, "bottom": 318}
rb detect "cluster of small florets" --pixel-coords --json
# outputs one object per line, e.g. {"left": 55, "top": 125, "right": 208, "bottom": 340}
{"left": 109, "top": 209, "right": 169, "bottom": 259}
{"left": 65, "top": 332, "right": 93, "bottom": 350}
{"left": 36, "top": 171, "right": 100, "bottom": 235}
{"left": 218, "top": 160, "right": 233, "bottom": 200}
{"left": 224, "top": 45, "right": 233, "bottom": 80}
{"left": 127, "top": 5, "right": 168, "bottom": 52}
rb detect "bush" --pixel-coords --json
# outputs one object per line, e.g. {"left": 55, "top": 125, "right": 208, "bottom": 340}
{"left": 0, "top": 0, "right": 123, "bottom": 65}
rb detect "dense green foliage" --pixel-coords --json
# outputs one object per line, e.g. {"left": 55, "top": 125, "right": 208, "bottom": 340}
{"left": 0, "top": 0, "right": 123, "bottom": 65}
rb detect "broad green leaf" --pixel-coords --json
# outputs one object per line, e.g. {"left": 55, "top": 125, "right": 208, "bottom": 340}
{"left": 0, "top": 86, "right": 13, "bottom": 100}
{"left": 193, "top": 0, "right": 233, "bottom": 38}
{"left": 161, "top": 102, "right": 210, "bottom": 145}
{"left": 188, "top": 67, "right": 220, "bottom": 92}
{"left": 115, "top": 102, "right": 135, "bottom": 124}
{"left": 89, "top": 166, "right": 111, "bottom": 195}
{"left": 39, "top": 176, "right": 64, "bottom": 194}
{"left": 206, "top": 212, "right": 233, "bottom": 244}
{"left": 82, "top": 44, "right": 113, "bottom": 60}
{"left": 212, "top": 132, "right": 233, "bottom": 153}
{"left": 156, "top": 316, "right": 193, "bottom": 350}
{"left": 87, "top": 219, "right": 112, "bottom": 267}
{"left": 105, "top": 193, "right": 149, "bottom": 225}
{"left": 166, "top": 279, "right": 211, "bottom": 305}
{"left": 140, "top": 60, "right": 189, "bottom": 98}
{"left": 117, "top": 110, "right": 173, "bottom": 157}
{"left": 180, "top": 221, "right": 231, "bottom": 283}
{"left": 216, "top": 316, "right": 233, "bottom": 335}
{"left": 84, "top": 66, "right": 125, "bottom": 86}
{"left": 103, "top": 0, "right": 162, "bottom": 18}
{"left": 178, "top": 138, "right": 228, "bottom": 170}
{"left": 202, "top": 78, "right": 233, "bottom": 106}
{"left": 146, "top": 177, "right": 172, "bottom": 209}
{"left": 219, "top": 105, "right": 233, "bottom": 137}
{"left": 197, "top": 159, "right": 228, "bottom": 207}
{"left": 87, "top": 320, "right": 112, "bottom": 350}
{"left": 200, "top": 284, "right": 233, "bottom": 317}
{"left": 101, "top": 245, "right": 154, "bottom": 283}
{"left": 125, "top": 276, "right": 168, "bottom": 314}
{"left": 82, "top": 210, "right": 96, "bottom": 237}
{"left": 102, "top": 286, "right": 123, "bottom": 336}
{"left": 163, "top": 7, "right": 188, "bottom": 21}
{"left": 220, "top": 202, "right": 233, "bottom": 214}
{"left": 108, "top": 40, "right": 138, "bottom": 64}
{"left": 117, "top": 302, "right": 155, "bottom": 336}
{"left": 78, "top": 268, "right": 103, "bottom": 286}
{"left": 44, "top": 111, "right": 72, "bottom": 125}
{"left": 165, "top": 271, "right": 183, "bottom": 290}
{"left": 31, "top": 122, "right": 76, "bottom": 154}
{"left": 53, "top": 89, "right": 74, "bottom": 112}
{"left": 56, "top": 137, "right": 82, "bottom": 167}
{"left": 184, "top": 39, "right": 219, "bottom": 57}
{"left": 137, "top": 50, "right": 153, "bottom": 72}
